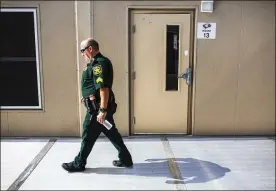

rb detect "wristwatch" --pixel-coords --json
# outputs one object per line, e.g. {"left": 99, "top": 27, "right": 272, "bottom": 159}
{"left": 99, "top": 108, "right": 107, "bottom": 113}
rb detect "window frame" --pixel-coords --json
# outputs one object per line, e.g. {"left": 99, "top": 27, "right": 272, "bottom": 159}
{"left": 0, "top": 8, "right": 42, "bottom": 110}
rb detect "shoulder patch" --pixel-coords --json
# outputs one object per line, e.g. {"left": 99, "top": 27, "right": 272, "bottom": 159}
{"left": 93, "top": 65, "right": 102, "bottom": 76}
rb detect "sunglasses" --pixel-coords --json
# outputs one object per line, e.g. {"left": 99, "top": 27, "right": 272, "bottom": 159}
{"left": 80, "top": 46, "right": 90, "bottom": 53}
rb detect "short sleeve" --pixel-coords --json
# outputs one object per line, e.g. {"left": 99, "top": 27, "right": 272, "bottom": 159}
{"left": 93, "top": 60, "right": 110, "bottom": 90}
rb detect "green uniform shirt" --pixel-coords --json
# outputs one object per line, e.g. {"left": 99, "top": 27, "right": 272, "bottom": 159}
{"left": 81, "top": 53, "right": 113, "bottom": 99}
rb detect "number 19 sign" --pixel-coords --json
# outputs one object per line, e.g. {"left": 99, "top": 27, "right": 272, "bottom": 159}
{"left": 197, "top": 22, "right": 216, "bottom": 39}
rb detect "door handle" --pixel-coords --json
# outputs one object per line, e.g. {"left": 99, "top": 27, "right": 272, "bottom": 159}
{"left": 178, "top": 67, "right": 192, "bottom": 86}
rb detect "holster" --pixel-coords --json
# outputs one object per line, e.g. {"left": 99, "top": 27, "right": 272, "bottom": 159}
{"left": 84, "top": 98, "right": 99, "bottom": 115}
{"left": 84, "top": 89, "right": 117, "bottom": 115}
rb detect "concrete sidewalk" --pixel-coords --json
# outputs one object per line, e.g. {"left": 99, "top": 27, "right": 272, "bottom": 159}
{"left": 1, "top": 136, "right": 275, "bottom": 190}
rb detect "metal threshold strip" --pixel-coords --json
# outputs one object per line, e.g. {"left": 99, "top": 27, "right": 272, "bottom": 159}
{"left": 161, "top": 136, "right": 187, "bottom": 190}
{"left": 7, "top": 139, "right": 57, "bottom": 190}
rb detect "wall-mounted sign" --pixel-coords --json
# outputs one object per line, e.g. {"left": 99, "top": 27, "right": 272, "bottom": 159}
{"left": 197, "top": 22, "right": 216, "bottom": 39}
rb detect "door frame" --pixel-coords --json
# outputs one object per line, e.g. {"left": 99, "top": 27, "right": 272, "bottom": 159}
{"left": 126, "top": 6, "right": 197, "bottom": 136}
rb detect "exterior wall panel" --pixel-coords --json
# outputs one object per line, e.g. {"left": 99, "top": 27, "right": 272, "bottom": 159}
{"left": 0, "top": 1, "right": 274, "bottom": 136}
{"left": 193, "top": 1, "right": 242, "bottom": 135}
{"left": 92, "top": 1, "right": 275, "bottom": 136}
{"left": 235, "top": 1, "right": 275, "bottom": 135}
{"left": 1, "top": 1, "right": 79, "bottom": 136}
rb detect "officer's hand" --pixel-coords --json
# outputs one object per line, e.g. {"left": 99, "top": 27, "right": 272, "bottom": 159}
{"left": 89, "top": 94, "right": 95, "bottom": 100}
{"left": 81, "top": 97, "right": 84, "bottom": 103}
{"left": 97, "top": 111, "right": 107, "bottom": 124}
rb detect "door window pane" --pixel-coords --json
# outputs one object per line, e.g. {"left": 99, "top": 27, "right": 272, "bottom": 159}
{"left": 166, "top": 25, "right": 179, "bottom": 91}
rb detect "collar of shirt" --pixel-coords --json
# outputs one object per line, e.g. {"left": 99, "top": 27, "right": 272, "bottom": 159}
{"left": 88, "top": 52, "right": 103, "bottom": 66}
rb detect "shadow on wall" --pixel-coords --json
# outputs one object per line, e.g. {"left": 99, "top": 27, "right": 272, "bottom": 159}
{"left": 84, "top": 158, "right": 231, "bottom": 184}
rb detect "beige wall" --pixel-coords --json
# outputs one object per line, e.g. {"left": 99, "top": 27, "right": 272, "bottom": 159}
{"left": 1, "top": 1, "right": 275, "bottom": 137}
{"left": 1, "top": 1, "right": 80, "bottom": 136}
{"left": 194, "top": 1, "right": 275, "bottom": 135}
{"left": 92, "top": 1, "right": 275, "bottom": 136}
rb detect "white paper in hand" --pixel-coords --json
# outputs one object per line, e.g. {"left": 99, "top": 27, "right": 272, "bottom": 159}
{"left": 103, "top": 120, "right": 113, "bottom": 130}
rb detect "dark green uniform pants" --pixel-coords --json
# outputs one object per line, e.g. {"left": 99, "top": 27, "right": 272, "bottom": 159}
{"left": 74, "top": 111, "right": 133, "bottom": 166}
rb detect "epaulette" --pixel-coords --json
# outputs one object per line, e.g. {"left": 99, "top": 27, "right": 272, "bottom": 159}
{"left": 96, "top": 57, "right": 105, "bottom": 62}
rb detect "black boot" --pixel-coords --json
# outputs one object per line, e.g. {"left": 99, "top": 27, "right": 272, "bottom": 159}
{"left": 62, "top": 161, "right": 85, "bottom": 172}
{"left": 112, "top": 160, "right": 133, "bottom": 168}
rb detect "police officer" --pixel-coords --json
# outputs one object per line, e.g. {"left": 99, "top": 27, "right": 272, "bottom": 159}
{"left": 62, "top": 38, "right": 133, "bottom": 172}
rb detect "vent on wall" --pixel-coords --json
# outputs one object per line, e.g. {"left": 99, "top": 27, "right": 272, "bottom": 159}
{"left": 201, "top": 1, "right": 214, "bottom": 13}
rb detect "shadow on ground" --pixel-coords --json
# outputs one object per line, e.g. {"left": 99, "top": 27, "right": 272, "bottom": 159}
{"left": 84, "top": 158, "right": 231, "bottom": 184}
